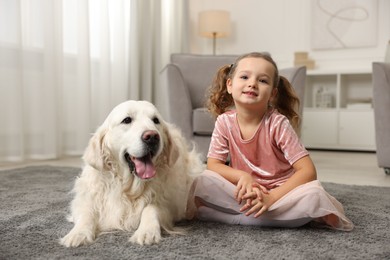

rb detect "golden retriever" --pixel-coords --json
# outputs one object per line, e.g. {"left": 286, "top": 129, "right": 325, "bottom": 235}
{"left": 60, "top": 100, "right": 203, "bottom": 246}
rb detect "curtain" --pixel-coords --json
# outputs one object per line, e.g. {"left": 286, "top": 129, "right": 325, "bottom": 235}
{"left": 0, "top": 0, "right": 187, "bottom": 162}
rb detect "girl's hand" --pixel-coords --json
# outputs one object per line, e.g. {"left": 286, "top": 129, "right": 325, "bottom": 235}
{"left": 240, "top": 183, "right": 269, "bottom": 205}
{"left": 239, "top": 183, "right": 269, "bottom": 215}
{"left": 252, "top": 182, "right": 269, "bottom": 195}
{"left": 243, "top": 194, "right": 269, "bottom": 218}
{"left": 234, "top": 173, "right": 253, "bottom": 204}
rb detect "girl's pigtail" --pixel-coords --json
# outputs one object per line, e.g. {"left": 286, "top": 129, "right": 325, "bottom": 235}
{"left": 274, "top": 76, "right": 300, "bottom": 132}
{"left": 206, "top": 65, "right": 234, "bottom": 117}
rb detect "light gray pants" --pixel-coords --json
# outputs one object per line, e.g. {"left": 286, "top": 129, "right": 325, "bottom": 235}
{"left": 193, "top": 170, "right": 312, "bottom": 227}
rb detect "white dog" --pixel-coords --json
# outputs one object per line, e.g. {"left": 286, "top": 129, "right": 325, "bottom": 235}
{"left": 60, "top": 100, "right": 203, "bottom": 247}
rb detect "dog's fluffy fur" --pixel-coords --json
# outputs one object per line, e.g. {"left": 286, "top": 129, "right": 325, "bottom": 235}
{"left": 60, "top": 100, "right": 203, "bottom": 247}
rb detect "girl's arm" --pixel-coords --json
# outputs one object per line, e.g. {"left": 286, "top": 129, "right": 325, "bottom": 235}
{"left": 243, "top": 155, "right": 317, "bottom": 217}
{"left": 268, "top": 155, "right": 317, "bottom": 204}
{"left": 207, "top": 157, "right": 256, "bottom": 203}
{"left": 207, "top": 158, "right": 247, "bottom": 184}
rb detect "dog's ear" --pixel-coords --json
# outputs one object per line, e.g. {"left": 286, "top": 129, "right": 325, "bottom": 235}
{"left": 162, "top": 124, "right": 180, "bottom": 166}
{"left": 82, "top": 125, "right": 112, "bottom": 171}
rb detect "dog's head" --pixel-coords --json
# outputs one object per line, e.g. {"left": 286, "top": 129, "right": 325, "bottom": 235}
{"left": 83, "top": 100, "right": 179, "bottom": 180}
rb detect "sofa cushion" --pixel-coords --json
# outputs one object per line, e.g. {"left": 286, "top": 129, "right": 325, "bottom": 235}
{"left": 192, "top": 108, "right": 215, "bottom": 136}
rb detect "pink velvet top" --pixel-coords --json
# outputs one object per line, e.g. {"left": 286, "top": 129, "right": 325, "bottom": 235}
{"left": 207, "top": 109, "right": 309, "bottom": 189}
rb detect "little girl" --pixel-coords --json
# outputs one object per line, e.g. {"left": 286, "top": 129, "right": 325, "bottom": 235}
{"left": 188, "top": 52, "right": 353, "bottom": 230}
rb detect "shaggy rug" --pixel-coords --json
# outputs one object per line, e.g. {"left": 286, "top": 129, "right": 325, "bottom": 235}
{"left": 0, "top": 165, "right": 389, "bottom": 260}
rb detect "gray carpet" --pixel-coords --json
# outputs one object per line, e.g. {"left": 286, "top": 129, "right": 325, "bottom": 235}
{"left": 0, "top": 166, "right": 389, "bottom": 260}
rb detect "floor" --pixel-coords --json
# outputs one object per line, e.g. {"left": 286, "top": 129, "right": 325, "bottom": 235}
{"left": 1, "top": 150, "right": 389, "bottom": 187}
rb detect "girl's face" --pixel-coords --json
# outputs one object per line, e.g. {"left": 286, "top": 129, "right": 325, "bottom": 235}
{"left": 227, "top": 57, "right": 277, "bottom": 112}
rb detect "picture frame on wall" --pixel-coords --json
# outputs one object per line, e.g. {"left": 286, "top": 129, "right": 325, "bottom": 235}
{"left": 311, "top": 0, "right": 378, "bottom": 50}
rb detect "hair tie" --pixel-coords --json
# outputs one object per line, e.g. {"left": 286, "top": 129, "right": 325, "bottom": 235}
{"left": 228, "top": 63, "right": 234, "bottom": 74}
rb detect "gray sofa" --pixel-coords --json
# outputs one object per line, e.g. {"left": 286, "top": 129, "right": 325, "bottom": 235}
{"left": 372, "top": 62, "right": 390, "bottom": 175}
{"left": 159, "top": 54, "right": 307, "bottom": 160}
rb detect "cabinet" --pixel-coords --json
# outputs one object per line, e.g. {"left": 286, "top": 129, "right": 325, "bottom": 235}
{"left": 301, "top": 69, "right": 376, "bottom": 151}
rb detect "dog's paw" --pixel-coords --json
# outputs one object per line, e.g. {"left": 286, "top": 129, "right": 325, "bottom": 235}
{"left": 60, "top": 230, "right": 95, "bottom": 247}
{"left": 130, "top": 226, "right": 161, "bottom": 245}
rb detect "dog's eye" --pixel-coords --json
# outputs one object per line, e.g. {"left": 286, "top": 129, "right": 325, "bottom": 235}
{"left": 121, "top": 117, "right": 132, "bottom": 124}
{"left": 152, "top": 117, "right": 160, "bottom": 124}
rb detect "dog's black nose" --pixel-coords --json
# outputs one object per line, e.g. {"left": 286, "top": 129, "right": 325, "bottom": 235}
{"left": 142, "top": 130, "right": 160, "bottom": 147}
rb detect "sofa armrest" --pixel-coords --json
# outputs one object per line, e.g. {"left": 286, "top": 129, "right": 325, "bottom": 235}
{"left": 280, "top": 66, "right": 306, "bottom": 116}
{"left": 372, "top": 62, "right": 390, "bottom": 168}
{"left": 159, "top": 64, "right": 193, "bottom": 140}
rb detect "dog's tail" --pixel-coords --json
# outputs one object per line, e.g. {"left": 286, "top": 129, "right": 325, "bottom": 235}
{"left": 162, "top": 224, "right": 191, "bottom": 236}
{"left": 188, "top": 143, "right": 206, "bottom": 178}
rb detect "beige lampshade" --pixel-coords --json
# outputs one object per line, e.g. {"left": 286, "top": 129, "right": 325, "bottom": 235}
{"left": 199, "top": 10, "right": 231, "bottom": 38}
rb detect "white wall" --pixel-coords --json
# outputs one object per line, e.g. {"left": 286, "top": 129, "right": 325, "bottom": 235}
{"left": 188, "top": 0, "right": 390, "bottom": 70}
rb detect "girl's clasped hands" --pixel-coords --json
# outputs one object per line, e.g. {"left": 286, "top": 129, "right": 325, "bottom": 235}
{"left": 234, "top": 173, "right": 270, "bottom": 218}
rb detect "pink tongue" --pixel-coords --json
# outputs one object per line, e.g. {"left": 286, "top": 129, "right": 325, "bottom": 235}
{"left": 133, "top": 156, "right": 156, "bottom": 179}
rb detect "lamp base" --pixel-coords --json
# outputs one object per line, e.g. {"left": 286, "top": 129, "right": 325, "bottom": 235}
{"left": 212, "top": 32, "right": 216, "bottom": 55}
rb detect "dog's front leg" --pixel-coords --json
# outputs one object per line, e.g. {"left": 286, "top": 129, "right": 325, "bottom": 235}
{"left": 130, "top": 204, "right": 162, "bottom": 245}
{"left": 60, "top": 198, "right": 98, "bottom": 247}
{"left": 60, "top": 217, "right": 97, "bottom": 247}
